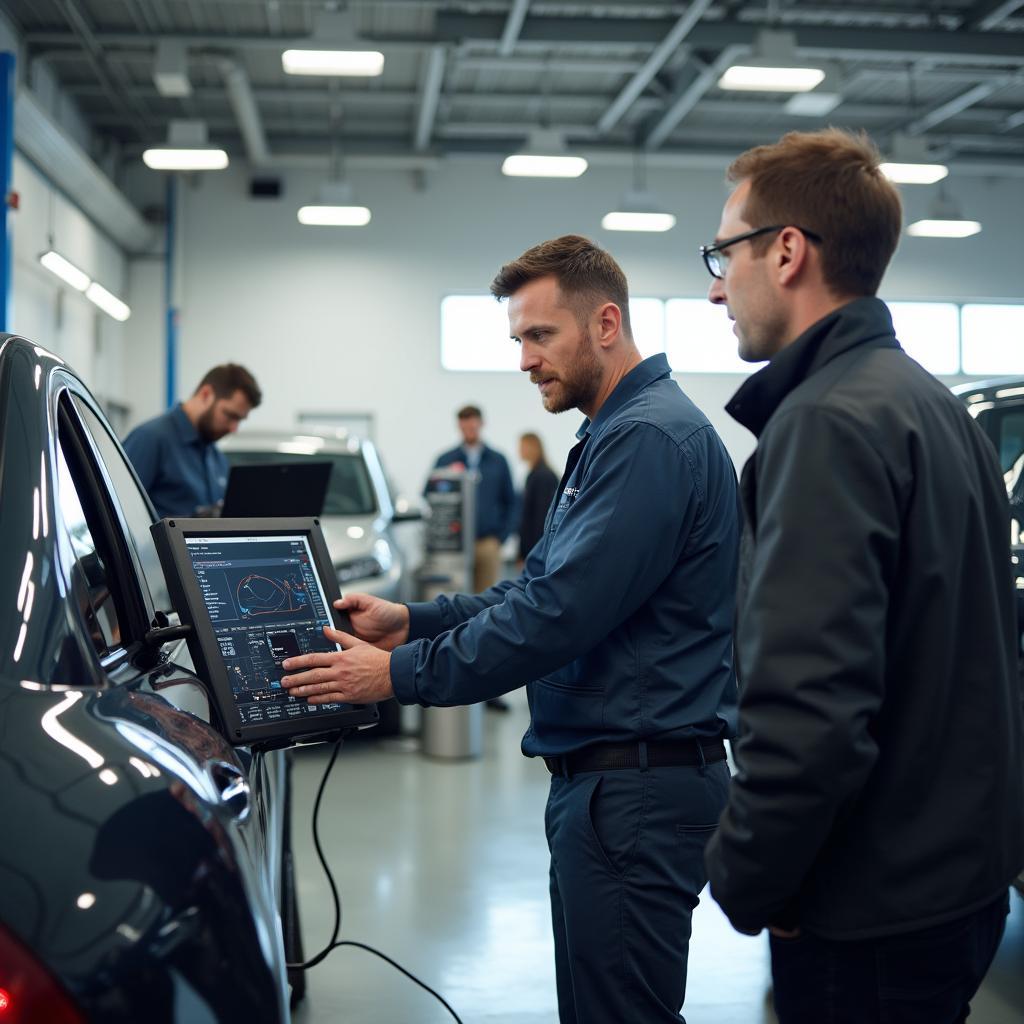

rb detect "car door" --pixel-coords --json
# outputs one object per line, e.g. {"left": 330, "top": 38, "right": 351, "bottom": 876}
{"left": 49, "top": 373, "right": 291, "bottom": 1020}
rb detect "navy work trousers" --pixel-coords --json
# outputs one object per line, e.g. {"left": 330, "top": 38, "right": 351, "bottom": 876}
{"left": 770, "top": 890, "right": 1010, "bottom": 1024}
{"left": 544, "top": 759, "right": 730, "bottom": 1024}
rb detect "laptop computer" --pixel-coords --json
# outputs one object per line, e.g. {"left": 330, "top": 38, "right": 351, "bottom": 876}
{"left": 220, "top": 461, "right": 333, "bottom": 518}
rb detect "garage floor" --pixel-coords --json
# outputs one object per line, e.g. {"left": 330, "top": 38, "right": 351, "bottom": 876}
{"left": 290, "top": 694, "right": 1024, "bottom": 1024}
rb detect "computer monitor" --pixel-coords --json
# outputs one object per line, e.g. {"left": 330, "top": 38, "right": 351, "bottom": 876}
{"left": 221, "top": 462, "right": 332, "bottom": 518}
{"left": 151, "top": 517, "right": 379, "bottom": 747}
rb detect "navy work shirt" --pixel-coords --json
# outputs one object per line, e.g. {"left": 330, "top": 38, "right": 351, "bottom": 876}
{"left": 392, "top": 355, "right": 740, "bottom": 757}
{"left": 123, "top": 404, "right": 229, "bottom": 518}
{"left": 432, "top": 444, "right": 516, "bottom": 542}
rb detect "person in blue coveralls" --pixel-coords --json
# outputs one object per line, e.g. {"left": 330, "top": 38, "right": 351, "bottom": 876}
{"left": 281, "top": 236, "right": 740, "bottom": 1024}
{"left": 123, "top": 363, "right": 261, "bottom": 518}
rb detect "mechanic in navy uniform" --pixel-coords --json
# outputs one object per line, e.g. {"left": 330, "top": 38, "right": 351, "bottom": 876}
{"left": 430, "top": 404, "right": 516, "bottom": 593}
{"left": 123, "top": 364, "right": 261, "bottom": 518}
{"left": 281, "top": 236, "right": 740, "bottom": 1024}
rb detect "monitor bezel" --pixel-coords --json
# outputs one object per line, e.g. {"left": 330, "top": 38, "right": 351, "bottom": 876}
{"left": 151, "top": 516, "right": 380, "bottom": 747}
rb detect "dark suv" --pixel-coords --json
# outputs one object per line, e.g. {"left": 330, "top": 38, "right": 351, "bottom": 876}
{"left": 0, "top": 336, "right": 302, "bottom": 1022}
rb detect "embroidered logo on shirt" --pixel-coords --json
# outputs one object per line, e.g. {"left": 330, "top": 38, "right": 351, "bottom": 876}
{"left": 563, "top": 486, "right": 580, "bottom": 500}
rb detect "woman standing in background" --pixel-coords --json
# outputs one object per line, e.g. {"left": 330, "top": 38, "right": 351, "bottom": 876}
{"left": 518, "top": 432, "right": 559, "bottom": 565}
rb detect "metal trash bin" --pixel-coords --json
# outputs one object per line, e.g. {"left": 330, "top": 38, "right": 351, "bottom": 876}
{"left": 421, "top": 703, "right": 483, "bottom": 760}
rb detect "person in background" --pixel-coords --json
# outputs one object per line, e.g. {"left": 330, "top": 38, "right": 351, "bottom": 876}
{"left": 123, "top": 364, "right": 261, "bottom": 518}
{"left": 701, "top": 127, "right": 1024, "bottom": 1024}
{"left": 517, "top": 431, "right": 559, "bottom": 567}
{"left": 280, "top": 235, "right": 740, "bottom": 1023}
{"left": 431, "top": 405, "right": 517, "bottom": 712}
{"left": 431, "top": 405, "right": 517, "bottom": 593}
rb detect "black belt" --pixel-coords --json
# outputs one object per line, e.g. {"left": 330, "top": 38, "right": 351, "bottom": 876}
{"left": 543, "top": 738, "right": 727, "bottom": 777}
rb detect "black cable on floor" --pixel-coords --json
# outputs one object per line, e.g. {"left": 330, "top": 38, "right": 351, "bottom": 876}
{"left": 329, "top": 942, "right": 464, "bottom": 1024}
{"left": 287, "top": 734, "right": 464, "bottom": 1024}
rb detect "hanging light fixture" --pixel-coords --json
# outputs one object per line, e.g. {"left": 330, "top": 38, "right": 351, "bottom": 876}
{"left": 282, "top": 10, "right": 384, "bottom": 77}
{"left": 718, "top": 31, "right": 825, "bottom": 93}
{"left": 906, "top": 187, "right": 981, "bottom": 238}
{"left": 297, "top": 110, "right": 371, "bottom": 227}
{"left": 502, "top": 129, "right": 588, "bottom": 178}
{"left": 601, "top": 153, "right": 676, "bottom": 233}
{"left": 880, "top": 133, "right": 949, "bottom": 185}
{"left": 142, "top": 120, "right": 228, "bottom": 171}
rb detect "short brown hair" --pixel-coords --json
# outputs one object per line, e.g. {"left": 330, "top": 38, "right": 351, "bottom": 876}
{"left": 727, "top": 129, "right": 903, "bottom": 297}
{"left": 195, "top": 364, "right": 262, "bottom": 407}
{"left": 490, "top": 234, "right": 633, "bottom": 338}
{"left": 457, "top": 404, "right": 482, "bottom": 421}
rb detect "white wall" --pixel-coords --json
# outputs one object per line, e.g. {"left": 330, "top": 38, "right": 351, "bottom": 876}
{"left": 9, "top": 154, "right": 130, "bottom": 408}
{"left": 121, "top": 158, "right": 1024, "bottom": 495}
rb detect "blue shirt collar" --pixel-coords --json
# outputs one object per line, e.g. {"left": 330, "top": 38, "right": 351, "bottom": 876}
{"left": 171, "top": 403, "right": 205, "bottom": 447}
{"left": 575, "top": 353, "right": 671, "bottom": 440}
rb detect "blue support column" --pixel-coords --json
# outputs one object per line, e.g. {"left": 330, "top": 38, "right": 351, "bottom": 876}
{"left": 0, "top": 52, "right": 15, "bottom": 333}
{"left": 164, "top": 173, "right": 177, "bottom": 408}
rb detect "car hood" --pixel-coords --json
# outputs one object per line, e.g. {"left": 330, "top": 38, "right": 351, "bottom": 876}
{"left": 318, "top": 514, "right": 386, "bottom": 566}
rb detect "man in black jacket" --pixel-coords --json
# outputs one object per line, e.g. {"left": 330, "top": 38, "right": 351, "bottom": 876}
{"left": 702, "top": 127, "right": 1024, "bottom": 1023}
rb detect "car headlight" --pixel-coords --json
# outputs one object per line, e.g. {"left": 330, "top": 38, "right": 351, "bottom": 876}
{"left": 335, "top": 540, "right": 394, "bottom": 583}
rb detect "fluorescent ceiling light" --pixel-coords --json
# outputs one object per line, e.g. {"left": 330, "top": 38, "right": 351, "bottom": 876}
{"left": 298, "top": 204, "right": 372, "bottom": 226}
{"left": 142, "top": 120, "right": 228, "bottom": 171}
{"left": 502, "top": 128, "right": 588, "bottom": 178}
{"left": 86, "top": 283, "right": 131, "bottom": 322}
{"left": 880, "top": 162, "right": 949, "bottom": 185}
{"left": 282, "top": 49, "right": 384, "bottom": 76}
{"left": 906, "top": 219, "right": 981, "bottom": 238}
{"left": 601, "top": 211, "right": 677, "bottom": 232}
{"left": 39, "top": 250, "right": 90, "bottom": 292}
{"left": 142, "top": 147, "right": 229, "bottom": 170}
{"left": 719, "top": 65, "right": 825, "bottom": 92}
{"left": 784, "top": 91, "right": 841, "bottom": 116}
{"left": 906, "top": 189, "right": 981, "bottom": 237}
{"left": 502, "top": 154, "right": 588, "bottom": 178}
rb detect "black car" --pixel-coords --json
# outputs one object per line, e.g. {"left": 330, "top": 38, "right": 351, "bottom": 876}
{"left": 0, "top": 336, "right": 304, "bottom": 1022}
{"left": 953, "top": 377, "right": 1024, "bottom": 649}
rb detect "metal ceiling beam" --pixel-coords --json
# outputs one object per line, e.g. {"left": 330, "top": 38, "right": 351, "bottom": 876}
{"left": 905, "top": 76, "right": 1019, "bottom": 134}
{"left": 431, "top": 14, "right": 1024, "bottom": 65}
{"left": 498, "top": 0, "right": 531, "bottom": 58}
{"left": 1003, "top": 108, "right": 1024, "bottom": 130}
{"left": 967, "top": 0, "right": 1024, "bottom": 30}
{"left": 26, "top": 20, "right": 1024, "bottom": 65}
{"left": 414, "top": 45, "right": 446, "bottom": 151}
{"left": 645, "top": 46, "right": 745, "bottom": 151}
{"left": 596, "top": 0, "right": 714, "bottom": 136}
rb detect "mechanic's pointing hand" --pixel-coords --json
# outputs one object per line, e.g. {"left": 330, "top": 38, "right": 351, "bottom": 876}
{"left": 280, "top": 627, "right": 394, "bottom": 704}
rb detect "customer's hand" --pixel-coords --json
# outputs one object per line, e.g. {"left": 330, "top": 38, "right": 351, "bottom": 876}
{"left": 335, "top": 593, "right": 410, "bottom": 650}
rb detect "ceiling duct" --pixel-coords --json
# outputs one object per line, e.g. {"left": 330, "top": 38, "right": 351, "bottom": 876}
{"left": 15, "top": 89, "right": 155, "bottom": 253}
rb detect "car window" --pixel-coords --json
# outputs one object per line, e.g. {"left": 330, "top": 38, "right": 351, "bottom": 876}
{"left": 56, "top": 427, "right": 123, "bottom": 657}
{"left": 995, "top": 406, "right": 1024, "bottom": 507}
{"left": 71, "top": 397, "right": 171, "bottom": 613}
{"left": 224, "top": 451, "right": 378, "bottom": 516}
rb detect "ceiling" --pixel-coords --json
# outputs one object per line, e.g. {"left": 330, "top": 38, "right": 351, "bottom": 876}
{"left": 3, "top": 0, "right": 1024, "bottom": 176}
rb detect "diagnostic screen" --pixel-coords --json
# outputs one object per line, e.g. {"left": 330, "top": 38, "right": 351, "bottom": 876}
{"left": 185, "top": 533, "right": 346, "bottom": 728}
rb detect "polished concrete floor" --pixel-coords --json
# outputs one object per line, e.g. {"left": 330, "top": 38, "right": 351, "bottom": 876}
{"left": 290, "top": 694, "right": 1024, "bottom": 1023}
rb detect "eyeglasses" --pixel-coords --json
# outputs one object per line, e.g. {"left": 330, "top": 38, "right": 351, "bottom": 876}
{"left": 700, "top": 225, "right": 823, "bottom": 280}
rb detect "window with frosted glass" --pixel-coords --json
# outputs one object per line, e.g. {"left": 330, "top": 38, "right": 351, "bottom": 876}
{"left": 886, "top": 302, "right": 960, "bottom": 375}
{"left": 961, "top": 305, "right": 1024, "bottom": 376}
{"left": 441, "top": 295, "right": 519, "bottom": 372}
{"left": 665, "top": 299, "right": 765, "bottom": 374}
{"left": 627, "top": 298, "right": 666, "bottom": 359}
{"left": 442, "top": 294, "right": 667, "bottom": 371}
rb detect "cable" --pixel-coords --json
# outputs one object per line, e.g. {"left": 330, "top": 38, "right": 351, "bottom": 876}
{"left": 286, "top": 735, "right": 464, "bottom": 1023}
{"left": 328, "top": 941, "right": 464, "bottom": 1024}
{"left": 288, "top": 734, "right": 344, "bottom": 969}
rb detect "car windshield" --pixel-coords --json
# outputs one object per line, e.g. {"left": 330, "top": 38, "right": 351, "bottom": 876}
{"left": 224, "top": 450, "right": 378, "bottom": 516}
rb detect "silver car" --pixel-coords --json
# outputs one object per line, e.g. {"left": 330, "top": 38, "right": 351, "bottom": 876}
{"left": 219, "top": 432, "right": 422, "bottom": 734}
{"left": 220, "top": 431, "right": 419, "bottom": 601}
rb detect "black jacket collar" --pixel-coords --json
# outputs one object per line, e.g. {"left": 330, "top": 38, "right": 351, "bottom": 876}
{"left": 726, "top": 296, "right": 901, "bottom": 438}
